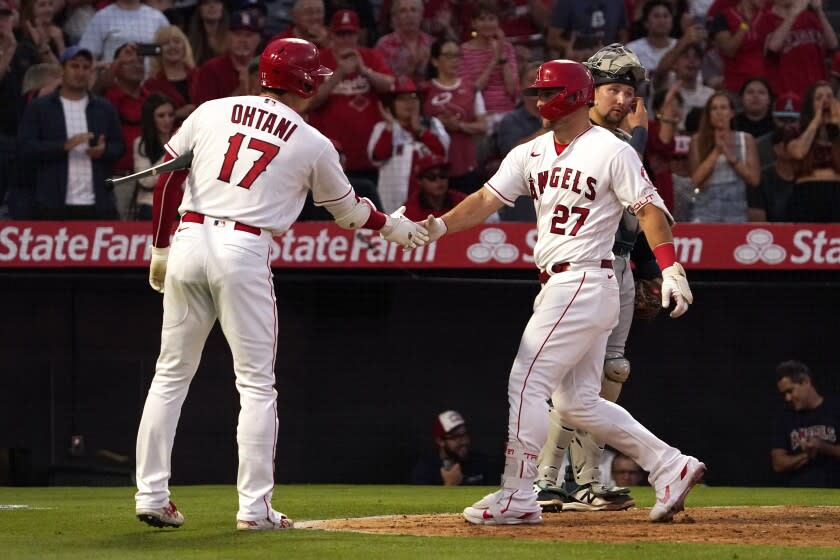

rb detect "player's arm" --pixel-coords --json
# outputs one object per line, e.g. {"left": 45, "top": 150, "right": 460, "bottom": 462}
{"left": 770, "top": 448, "right": 808, "bottom": 473}
{"left": 428, "top": 187, "right": 505, "bottom": 238}
{"left": 147, "top": 152, "right": 189, "bottom": 293}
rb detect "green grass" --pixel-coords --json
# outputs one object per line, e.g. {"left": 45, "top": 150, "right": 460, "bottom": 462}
{"left": 1, "top": 485, "right": 840, "bottom": 559}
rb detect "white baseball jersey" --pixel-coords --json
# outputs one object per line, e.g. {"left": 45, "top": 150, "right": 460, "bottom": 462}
{"left": 485, "top": 126, "right": 671, "bottom": 271}
{"left": 165, "top": 95, "right": 352, "bottom": 233}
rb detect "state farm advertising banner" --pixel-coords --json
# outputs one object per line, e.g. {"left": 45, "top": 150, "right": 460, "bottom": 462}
{"left": 0, "top": 221, "right": 838, "bottom": 270}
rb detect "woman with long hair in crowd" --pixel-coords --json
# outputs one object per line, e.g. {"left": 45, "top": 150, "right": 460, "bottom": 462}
{"left": 188, "top": 0, "right": 229, "bottom": 66}
{"left": 688, "top": 90, "right": 760, "bottom": 222}
{"left": 423, "top": 36, "right": 487, "bottom": 193}
{"left": 459, "top": 0, "right": 518, "bottom": 133}
{"left": 144, "top": 25, "right": 198, "bottom": 123}
{"left": 19, "top": 0, "right": 65, "bottom": 62}
{"left": 785, "top": 81, "right": 840, "bottom": 222}
{"left": 133, "top": 93, "right": 175, "bottom": 220}
{"left": 368, "top": 76, "right": 449, "bottom": 214}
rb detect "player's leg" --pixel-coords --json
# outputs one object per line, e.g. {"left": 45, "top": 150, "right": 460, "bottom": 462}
{"left": 564, "top": 254, "right": 636, "bottom": 507}
{"left": 533, "top": 406, "right": 575, "bottom": 511}
{"left": 136, "top": 227, "right": 217, "bottom": 524}
{"left": 551, "top": 330, "right": 705, "bottom": 522}
{"left": 212, "top": 230, "right": 290, "bottom": 529}
{"left": 464, "top": 271, "right": 618, "bottom": 525}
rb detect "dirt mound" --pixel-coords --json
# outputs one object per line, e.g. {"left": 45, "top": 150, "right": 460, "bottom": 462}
{"left": 299, "top": 506, "right": 840, "bottom": 546}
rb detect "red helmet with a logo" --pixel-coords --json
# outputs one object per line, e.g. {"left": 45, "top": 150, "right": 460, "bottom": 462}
{"left": 259, "top": 38, "right": 333, "bottom": 98}
{"left": 523, "top": 60, "right": 595, "bottom": 121}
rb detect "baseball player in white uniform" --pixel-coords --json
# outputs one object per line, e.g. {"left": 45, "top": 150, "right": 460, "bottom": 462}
{"left": 134, "top": 38, "right": 428, "bottom": 531}
{"left": 535, "top": 44, "right": 654, "bottom": 513}
{"left": 423, "top": 59, "right": 705, "bottom": 525}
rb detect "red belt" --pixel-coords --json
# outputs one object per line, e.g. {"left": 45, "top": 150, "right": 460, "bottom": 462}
{"left": 538, "top": 259, "right": 612, "bottom": 284}
{"left": 181, "top": 211, "right": 261, "bottom": 236}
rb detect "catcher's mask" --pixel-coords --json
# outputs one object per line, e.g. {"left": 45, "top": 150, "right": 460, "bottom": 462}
{"left": 584, "top": 43, "right": 647, "bottom": 90}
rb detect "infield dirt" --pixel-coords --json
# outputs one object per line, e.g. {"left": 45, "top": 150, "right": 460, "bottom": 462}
{"left": 300, "top": 506, "right": 840, "bottom": 546}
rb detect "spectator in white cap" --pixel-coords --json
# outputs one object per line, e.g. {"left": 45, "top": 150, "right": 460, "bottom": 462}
{"left": 410, "top": 410, "right": 498, "bottom": 486}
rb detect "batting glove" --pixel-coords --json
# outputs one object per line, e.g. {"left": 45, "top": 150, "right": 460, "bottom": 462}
{"left": 380, "top": 206, "right": 430, "bottom": 249}
{"left": 149, "top": 246, "right": 169, "bottom": 293}
{"left": 424, "top": 214, "right": 448, "bottom": 243}
{"left": 660, "top": 263, "right": 693, "bottom": 318}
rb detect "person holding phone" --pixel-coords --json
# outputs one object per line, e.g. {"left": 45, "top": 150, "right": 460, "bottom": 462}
{"left": 78, "top": 0, "right": 169, "bottom": 63}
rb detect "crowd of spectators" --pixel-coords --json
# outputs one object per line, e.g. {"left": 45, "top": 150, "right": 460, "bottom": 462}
{"left": 2, "top": 0, "right": 840, "bottom": 222}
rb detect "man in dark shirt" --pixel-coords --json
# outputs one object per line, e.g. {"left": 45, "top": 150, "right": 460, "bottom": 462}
{"left": 771, "top": 360, "right": 840, "bottom": 488}
{"left": 411, "top": 410, "right": 498, "bottom": 486}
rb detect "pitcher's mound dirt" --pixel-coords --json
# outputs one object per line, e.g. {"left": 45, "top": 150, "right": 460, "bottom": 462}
{"left": 299, "top": 506, "right": 840, "bottom": 546}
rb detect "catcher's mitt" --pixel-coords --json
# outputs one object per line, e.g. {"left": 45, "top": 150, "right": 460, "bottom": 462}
{"left": 634, "top": 278, "right": 663, "bottom": 322}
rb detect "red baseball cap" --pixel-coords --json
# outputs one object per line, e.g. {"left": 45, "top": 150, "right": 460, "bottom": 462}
{"left": 392, "top": 75, "right": 417, "bottom": 95}
{"left": 415, "top": 152, "right": 448, "bottom": 176}
{"left": 331, "top": 9, "right": 360, "bottom": 32}
{"left": 773, "top": 91, "right": 802, "bottom": 119}
{"left": 432, "top": 410, "right": 465, "bottom": 439}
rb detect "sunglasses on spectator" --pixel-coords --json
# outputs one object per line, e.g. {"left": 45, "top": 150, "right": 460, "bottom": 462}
{"left": 419, "top": 170, "right": 448, "bottom": 181}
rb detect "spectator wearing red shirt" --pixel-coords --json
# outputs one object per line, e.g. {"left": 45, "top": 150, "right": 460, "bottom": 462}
{"left": 143, "top": 25, "right": 199, "bottom": 123}
{"left": 755, "top": 0, "right": 837, "bottom": 99}
{"left": 375, "top": 0, "right": 435, "bottom": 84}
{"left": 402, "top": 152, "right": 466, "bottom": 220}
{"left": 307, "top": 9, "right": 395, "bottom": 185}
{"left": 647, "top": 82, "right": 683, "bottom": 211}
{"left": 711, "top": 0, "right": 768, "bottom": 94}
{"left": 105, "top": 43, "right": 150, "bottom": 221}
{"left": 192, "top": 10, "right": 262, "bottom": 105}
{"left": 422, "top": 36, "right": 488, "bottom": 193}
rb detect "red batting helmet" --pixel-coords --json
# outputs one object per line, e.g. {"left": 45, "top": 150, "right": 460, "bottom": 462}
{"left": 259, "top": 38, "right": 332, "bottom": 98}
{"left": 523, "top": 60, "right": 595, "bottom": 121}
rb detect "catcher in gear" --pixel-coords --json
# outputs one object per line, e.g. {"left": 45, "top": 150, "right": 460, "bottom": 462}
{"left": 534, "top": 44, "right": 668, "bottom": 512}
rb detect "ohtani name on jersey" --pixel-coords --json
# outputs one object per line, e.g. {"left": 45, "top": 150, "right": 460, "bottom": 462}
{"left": 230, "top": 104, "right": 298, "bottom": 142}
{"left": 528, "top": 167, "right": 596, "bottom": 201}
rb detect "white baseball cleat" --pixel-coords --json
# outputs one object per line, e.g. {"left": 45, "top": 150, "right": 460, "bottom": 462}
{"left": 463, "top": 490, "right": 542, "bottom": 525}
{"left": 236, "top": 510, "right": 294, "bottom": 531}
{"left": 136, "top": 500, "right": 185, "bottom": 528}
{"left": 649, "top": 456, "right": 706, "bottom": 522}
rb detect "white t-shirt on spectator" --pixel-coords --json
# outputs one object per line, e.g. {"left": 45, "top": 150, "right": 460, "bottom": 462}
{"left": 60, "top": 96, "right": 95, "bottom": 206}
{"left": 79, "top": 4, "right": 169, "bottom": 61}
{"left": 626, "top": 37, "right": 678, "bottom": 75}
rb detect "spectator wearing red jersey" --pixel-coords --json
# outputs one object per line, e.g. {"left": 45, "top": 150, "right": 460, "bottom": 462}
{"left": 755, "top": 0, "right": 837, "bottom": 100}
{"left": 367, "top": 76, "right": 449, "bottom": 213}
{"left": 192, "top": 10, "right": 262, "bottom": 105}
{"left": 307, "top": 9, "right": 395, "bottom": 187}
{"left": 269, "top": 0, "right": 329, "bottom": 49}
{"left": 785, "top": 81, "right": 840, "bottom": 222}
{"left": 710, "top": 0, "right": 767, "bottom": 94}
{"left": 375, "top": 0, "right": 435, "bottom": 84}
{"left": 143, "top": 25, "right": 198, "bottom": 123}
{"left": 459, "top": 0, "right": 518, "bottom": 133}
{"left": 422, "top": 36, "right": 488, "bottom": 193}
{"left": 647, "top": 82, "right": 684, "bottom": 211}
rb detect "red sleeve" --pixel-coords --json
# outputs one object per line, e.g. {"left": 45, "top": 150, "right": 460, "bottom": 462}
{"left": 362, "top": 48, "right": 395, "bottom": 75}
{"left": 647, "top": 121, "right": 675, "bottom": 158}
{"left": 371, "top": 127, "right": 393, "bottom": 161}
{"left": 419, "top": 129, "right": 445, "bottom": 156}
{"left": 151, "top": 153, "right": 189, "bottom": 248}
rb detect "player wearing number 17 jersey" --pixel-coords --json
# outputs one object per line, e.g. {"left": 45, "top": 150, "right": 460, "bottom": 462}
{"left": 421, "top": 59, "right": 705, "bottom": 525}
{"left": 134, "top": 38, "right": 427, "bottom": 532}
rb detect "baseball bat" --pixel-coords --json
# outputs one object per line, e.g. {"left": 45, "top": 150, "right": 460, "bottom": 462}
{"left": 105, "top": 151, "right": 194, "bottom": 190}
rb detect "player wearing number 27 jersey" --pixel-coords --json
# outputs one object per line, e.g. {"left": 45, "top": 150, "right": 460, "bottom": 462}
{"left": 421, "top": 59, "right": 705, "bottom": 526}
{"left": 489, "top": 125, "right": 661, "bottom": 271}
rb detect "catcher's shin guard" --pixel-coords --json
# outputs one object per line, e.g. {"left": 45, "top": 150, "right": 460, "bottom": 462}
{"left": 569, "top": 430, "right": 604, "bottom": 486}
{"left": 535, "top": 407, "right": 575, "bottom": 487}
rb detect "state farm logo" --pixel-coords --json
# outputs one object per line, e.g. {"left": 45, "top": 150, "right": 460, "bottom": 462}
{"left": 734, "top": 229, "right": 786, "bottom": 265}
{"left": 467, "top": 228, "right": 519, "bottom": 263}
